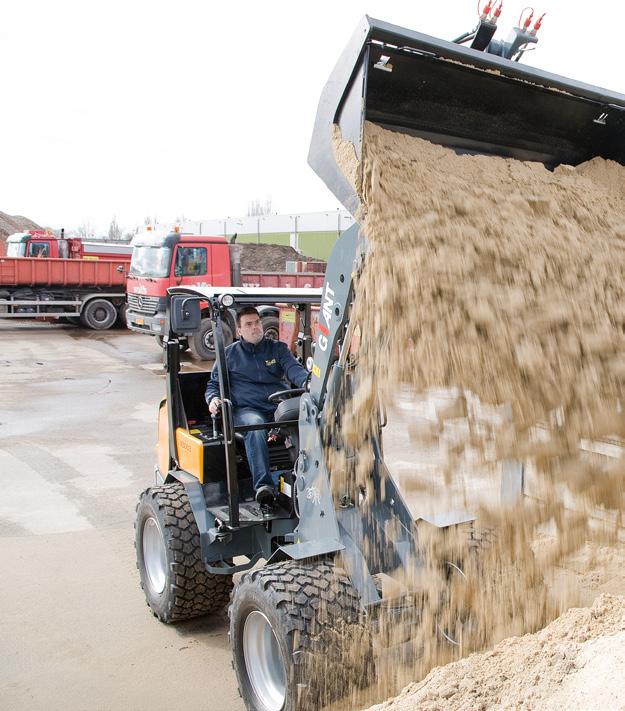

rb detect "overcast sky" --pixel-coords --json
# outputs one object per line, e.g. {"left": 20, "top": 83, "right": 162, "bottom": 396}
{"left": 2, "top": 0, "right": 624, "bottom": 235}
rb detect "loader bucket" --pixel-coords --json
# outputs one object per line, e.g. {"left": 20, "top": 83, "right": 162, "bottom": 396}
{"left": 309, "top": 16, "right": 625, "bottom": 215}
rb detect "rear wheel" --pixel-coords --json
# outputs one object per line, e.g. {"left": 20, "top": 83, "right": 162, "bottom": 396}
{"left": 230, "top": 559, "right": 373, "bottom": 711}
{"left": 135, "top": 483, "right": 233, "bottom": 622}
{"left": 80, "top": 298, "right": 118, "bottom": 330}
{"left": 190, "top": 317, "right": 233, "bottom": 360}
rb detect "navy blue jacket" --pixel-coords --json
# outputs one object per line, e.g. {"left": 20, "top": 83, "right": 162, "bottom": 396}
{"left": 204, "top": 337, "right": 309, "bottom": 416}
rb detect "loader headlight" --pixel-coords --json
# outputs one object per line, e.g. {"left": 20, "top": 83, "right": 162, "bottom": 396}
{"left": 220, "top": 293, "right": 234, "bottom": 307}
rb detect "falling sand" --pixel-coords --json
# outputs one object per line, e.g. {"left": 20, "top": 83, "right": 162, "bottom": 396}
{"left": 327, "top": 121, "right": 625, "bottom": 707}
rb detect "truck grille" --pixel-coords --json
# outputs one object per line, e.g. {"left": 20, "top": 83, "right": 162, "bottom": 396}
{"left": 127, "top": 294, "right": 160, "bottom": 315}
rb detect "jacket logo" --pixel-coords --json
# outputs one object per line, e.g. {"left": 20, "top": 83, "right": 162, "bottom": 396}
{"left": 265, "top": 358, "right": 277, "bottom": 366}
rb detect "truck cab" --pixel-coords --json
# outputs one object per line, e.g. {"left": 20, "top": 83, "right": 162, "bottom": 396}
{"left": 126, "top": 229, "right": 233, "bottom": 340}
{"left": 6, "top": 231, "right": 71, "bottom": 259}
{"left": 5, "top": 230, "right": 132, "bottom": 261}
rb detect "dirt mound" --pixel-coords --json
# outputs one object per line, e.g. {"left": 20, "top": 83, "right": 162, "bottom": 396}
{"left": 0, "top": 211, "right": 41, "bottom": 240}
{"left": 240, "top": 242, "right": 323, "bottom": 272}
{"left": 366, "top": 593, "right": 625, "bottom": 711}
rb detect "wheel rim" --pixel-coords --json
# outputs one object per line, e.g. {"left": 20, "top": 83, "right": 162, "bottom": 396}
{"left": 243, "top": 610, "right": 287, "bottom": 711}
{"left": 94, "top": 306, "right": 108, "bottom": 323}
{"left": 437, "top": 561, "right": 471, "bottom": 646}
{"left": 142, "top": 516, "right": 167, "bottom": 595}
{"left": 202, "top": 329, "right": 216, "bottom": 351}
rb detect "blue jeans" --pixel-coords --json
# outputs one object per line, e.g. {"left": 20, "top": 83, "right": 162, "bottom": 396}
{"left": 233, "top": 407, "right": 275, "bottom": 490}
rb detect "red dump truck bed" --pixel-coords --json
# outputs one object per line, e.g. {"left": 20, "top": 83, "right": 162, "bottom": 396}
{"left": 240, "top": 271, "right": 325, "bottom": 288}
{"left": 0, "top": 256, "right": 127, "bottom": 288}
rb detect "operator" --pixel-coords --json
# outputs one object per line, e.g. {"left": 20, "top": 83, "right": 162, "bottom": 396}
{"left": 205, "top": 306, "right": 309, "bottom": 507}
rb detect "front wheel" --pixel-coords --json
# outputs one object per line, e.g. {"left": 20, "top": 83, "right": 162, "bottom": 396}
{"left": 135, "top": 483, "right": 233, "bottom": 622}
{"left": 230, "top": 560, "right": 373, "bottom": 711}
{"left": 116, "top": 302, "right": 128, "bottom": 328}
{"left": 261, "top": 315, "right": 280, "bottom": 341}
{"left": 190, "top": 317, "right": 233, "bottom": 360}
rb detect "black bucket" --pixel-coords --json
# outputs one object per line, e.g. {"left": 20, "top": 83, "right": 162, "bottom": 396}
{"left": 309, "top": 16, "right": 625, "bottom": 215}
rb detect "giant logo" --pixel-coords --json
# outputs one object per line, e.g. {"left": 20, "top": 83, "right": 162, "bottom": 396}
{"left": 317, "top": 283, "right": 335, "bottom": 352}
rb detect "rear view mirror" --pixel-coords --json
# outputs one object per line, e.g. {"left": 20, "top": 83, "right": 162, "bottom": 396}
{"left": 170, "top": 296, "right": 201, "bottom": 335}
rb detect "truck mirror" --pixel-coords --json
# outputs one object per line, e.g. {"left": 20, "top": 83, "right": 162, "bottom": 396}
{"left": 170, "top": 296, "right": 201, "bottom": 335}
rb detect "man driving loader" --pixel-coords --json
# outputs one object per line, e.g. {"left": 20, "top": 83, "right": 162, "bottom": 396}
{"left": 204, "top": 306, "right": 309, "bottom": 507}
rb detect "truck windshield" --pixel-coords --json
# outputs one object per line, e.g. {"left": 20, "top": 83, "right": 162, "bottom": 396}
{"left": 6, "top": 242, "right": 26, "bottom": 257}
{"left": 130, "top": 246, "right": 172, "bottom": 277}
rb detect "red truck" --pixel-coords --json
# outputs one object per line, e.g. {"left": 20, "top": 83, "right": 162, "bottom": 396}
{"left": 0, "top": 230, "right": 131, "bottom": 329}
{"left": 126, "top": 229, "right": 325, "bottom": 358}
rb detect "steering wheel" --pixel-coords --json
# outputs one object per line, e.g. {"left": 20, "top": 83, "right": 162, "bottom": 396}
{"left": 268, "top": 388, "right": 305, "bottom": 404}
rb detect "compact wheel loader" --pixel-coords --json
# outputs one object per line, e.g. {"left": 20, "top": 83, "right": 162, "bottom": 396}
{"left": 135, "top": 12, "right": 625, "bottom": 711}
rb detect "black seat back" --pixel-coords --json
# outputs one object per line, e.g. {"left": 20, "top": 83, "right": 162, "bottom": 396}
{"left": 179, "top": 371, "right": 212, "bottom": 423}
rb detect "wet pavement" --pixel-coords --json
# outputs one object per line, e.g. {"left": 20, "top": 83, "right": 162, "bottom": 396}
{"left": 0, "top": 321, "right": 485, "bottom": 711}
{"left": 0, "top": 321, "right": 243, "bottom": 711}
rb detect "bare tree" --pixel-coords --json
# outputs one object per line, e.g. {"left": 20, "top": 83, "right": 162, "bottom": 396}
{"left": 144, "top": 215, "right": 158, "bottom": 227}
{"left": 246, "top": 197, "right": 273, "bottom": 217}
{"left": 108, "top": 216, "right": 122, "bottom": 241}
{"left": 77, "top": 221, "right": 95, "bottom": 239}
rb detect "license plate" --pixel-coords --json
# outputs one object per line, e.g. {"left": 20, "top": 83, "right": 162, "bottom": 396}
{"left": 135, "top": 318, "right": 144, "bottom": 325}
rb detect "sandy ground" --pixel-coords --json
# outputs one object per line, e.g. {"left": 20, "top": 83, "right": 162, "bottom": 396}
{"left": 0, "top": 322, "right": 244, "bottom": 711}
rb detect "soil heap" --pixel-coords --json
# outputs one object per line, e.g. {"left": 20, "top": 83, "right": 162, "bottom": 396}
{"left": 0, "top": 211, "right": 41, "bottom": 251}
{"left": 240, "top": 242, "right": 323, "bottom": 272}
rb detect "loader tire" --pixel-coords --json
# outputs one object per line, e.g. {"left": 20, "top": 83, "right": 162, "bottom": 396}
{"left": 135, "top": 483, "right": 233, "bottom": 622}
{"left": 190, "top": 318, "right": 233, "bottom": 361}
{"left": 80, "top": 298, "right": 117, "bottom": 330}
{"left": 230, "top": 559, "right": 373, "bottom": 711}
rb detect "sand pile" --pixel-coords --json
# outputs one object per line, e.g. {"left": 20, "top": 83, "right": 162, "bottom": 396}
{"left": 347, "top": 121, "right": 625, "bottom": 459}
{"left": 327, "top": 121, "right": 625, "bottom": 702}
{"left": 366, "top": 593, "right": 625, "bottom": 711}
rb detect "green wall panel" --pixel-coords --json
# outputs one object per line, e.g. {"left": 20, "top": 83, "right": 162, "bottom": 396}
{"left": 298, "top": 231, "right": 339, "bottom": 260}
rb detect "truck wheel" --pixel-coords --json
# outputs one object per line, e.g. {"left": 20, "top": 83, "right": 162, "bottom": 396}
{"left": 230, "top": 560, "right": 373, "bottom": 711}
{"left": 190, "top": 318, "right": 233, "bottom": 360}
{"left": 116, "top": 303, "right": 128, "bottom": 328}
{"left": 135, "top": 483, "right": 233, "bottom": 622}
{"left": 261, "top": 315, "right": 280, "bottom": 341}
{"left": 80, "top": 299, "right": 118, "bottom": 330}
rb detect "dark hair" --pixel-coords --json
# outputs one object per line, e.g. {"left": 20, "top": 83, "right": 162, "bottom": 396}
{"left": 236, "top": 306, "right": 260, "bottom": 326}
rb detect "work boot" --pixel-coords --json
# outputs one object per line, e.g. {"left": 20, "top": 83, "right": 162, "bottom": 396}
{"left": 255, "top": 485, "right": 275, "bottom": 507}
